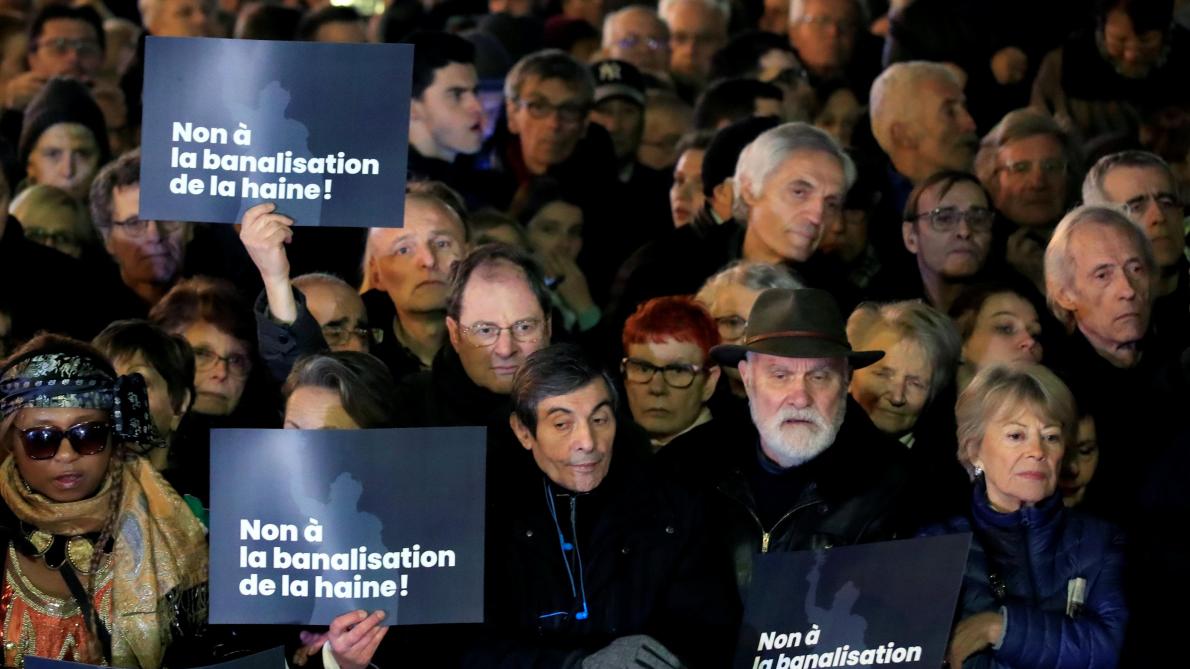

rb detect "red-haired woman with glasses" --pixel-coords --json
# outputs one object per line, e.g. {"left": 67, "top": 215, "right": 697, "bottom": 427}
{"left": 0, "top": 334, "right": 208, "bottom": 668}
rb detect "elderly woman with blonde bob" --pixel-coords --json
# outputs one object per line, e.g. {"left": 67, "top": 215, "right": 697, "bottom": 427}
{"left": 921, "top": 364, "right": 1126, "bottom": 669}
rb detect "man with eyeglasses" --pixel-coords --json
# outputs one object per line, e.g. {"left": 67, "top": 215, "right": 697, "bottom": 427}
{"left": 89, "top": 149, "right": 192, "bottom": 319}
{"left": 1083, "top": 150, "right": 1188, "bottom": 347}
{"left": 787, "top": 0, "right": 882, "bottom": 96}
{"left": 658, "top": 0, "right": 728, "bottom": 87}
{"left": 4, "top": 6, "right": 104, "bottom": 114}
{"left": 602, "top": 6, "right": 671, "bottom": 75}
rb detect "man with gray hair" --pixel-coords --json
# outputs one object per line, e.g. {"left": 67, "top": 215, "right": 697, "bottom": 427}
{"left": 1044, "top": 205, "right": 1187, "bottom": 521}
{"left": 1082, "top": 150, "right": 1188, "bottom": 346}
{"left": 707, "top": 287, "right": 909, "bottom": 595}
{"left": 602, "top": 6, "right": 671, "bottom": 76}
{"left": 658, "top": 0, "right": 728, "bottom": 86}
{"left": 787, "top": 0, "right": 883, "bottom": 96}
{"left": 609, "top": 121, "right": 859, "bottom": 339}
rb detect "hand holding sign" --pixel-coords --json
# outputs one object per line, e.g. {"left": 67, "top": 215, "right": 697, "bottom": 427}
{"left": 239, "top": 202, "right": 298, "bottom": 323}
{"left": 298, "top": 610, "right": 390, "bottom": 669}
{"left": 946, "top": 612, "right": 1004, "bottom": 668}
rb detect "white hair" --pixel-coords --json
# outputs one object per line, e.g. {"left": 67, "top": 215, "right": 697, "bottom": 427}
{"left": 602, "top": 6, "right": 668, "bottom": 48}
{"left": 869, "top": 61, "right": 960, "bottom": 154}
{"left": 1043, "top": 205, "right": 1156, "bottom": 325}
{"left": 788, "top": 0, "right": 867, "bottom": 23}
{"left": 732, "top": 122, "right": 856, "bottom": 222}
{"left": 659, "top": 0, "right": 731, "bottom": 24}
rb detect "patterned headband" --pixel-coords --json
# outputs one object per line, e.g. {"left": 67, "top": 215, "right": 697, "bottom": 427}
{"left": 0, "top": 352, "right": 164, "bottom": 450}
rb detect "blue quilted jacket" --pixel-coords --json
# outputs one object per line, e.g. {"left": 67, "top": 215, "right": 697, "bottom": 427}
{"left": 920, "top": 481, "right": 1127, "bottom": 669}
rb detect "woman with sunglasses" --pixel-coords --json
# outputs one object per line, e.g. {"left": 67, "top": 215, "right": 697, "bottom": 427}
{"left": 0, "top": 334, "right": 208, "bottom": 668}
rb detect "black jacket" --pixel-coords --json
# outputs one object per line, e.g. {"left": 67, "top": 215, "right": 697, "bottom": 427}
{"left": 464, "top": 451, "right": 741, "bottom": 668}
{"left": 709, "top": 398, "right": 911, "bottom": 597}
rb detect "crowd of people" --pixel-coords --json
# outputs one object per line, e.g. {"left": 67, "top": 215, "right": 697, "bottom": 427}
{"left": 0, "top": 0, "right": 1188, "bottom": 666}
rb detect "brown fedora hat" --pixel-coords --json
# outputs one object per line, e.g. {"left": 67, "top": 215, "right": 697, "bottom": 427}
{"left": 710, "top": 288, "right": 884, "bottom": 368}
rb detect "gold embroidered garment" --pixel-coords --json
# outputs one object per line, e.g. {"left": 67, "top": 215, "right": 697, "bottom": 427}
{"left": 0, "top": 456, "right": 209, "bottom": 669}
{"left": 1, "top": 545, "right": 114, "bottom": 667}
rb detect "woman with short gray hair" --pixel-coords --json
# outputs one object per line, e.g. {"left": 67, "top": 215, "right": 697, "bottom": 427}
{"left": 921, "top": 363, "right": 1127, "bottom": 668}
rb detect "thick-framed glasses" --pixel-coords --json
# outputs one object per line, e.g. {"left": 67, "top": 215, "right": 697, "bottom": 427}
{"left": 322, "top": 325, "right": 383, "bottom": 348}
{"left": 35, "top": 37, "right": 102, "bottom": 59}
{"left": 621, "top": 358, "right": 706, "bottom": 389}
{"left": 714, "top": 315, "right": 748, "bottom": 342}
{"left": 913, "top": 206, "right": 995, "bottom": 234}
{"left": 515, "top": 98, "right": 590, "bottom": 124}
{"left": 616, "top": 34, "right": 666, "bottom": 52}
{"left": 460, "top": 319, "right": 545, "bottom": 347}
{"left": 19, "top": 421, "right": 110, "bottom": 460}
{"left": 194, "top": 346, "right": 252, "bottom": 377}
{"left": 1123, "top": 193, "right": 1183, "bottom": 218}
{"left": 112, "top": 217, "right": 185, "bottom": 238}
{"left": 998, "top": 158, "right": 1067, "bottom": 177}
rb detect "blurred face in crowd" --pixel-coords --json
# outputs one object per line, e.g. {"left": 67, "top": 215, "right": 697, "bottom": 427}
{"left": 662, "top": 0, "right": 726, "bottom": 83}
{"left": 961, "top": 292, "right": 1043, "bottom": 369}
{"left": 15, "top": 195, "right": 87, "bottom": 258}
{"left": 1100, "top": 164, "right": 1185, "bottom": 269}
{"left": 28, "top": 18, "right": 103, "bottom": 80}
{"left": 112, "top": 352, "right": 188, "bottom": 441}
{"left": 992, "top": 134, "right": 1068, "bottom": 227}
{"left": 507, "top": 75, "right": 590, "bottom": 175}
{"left": 742, "top": 149, "right": 846, "bottom": 264}
{"left": 760, "top": 0, "right": 789, "bottom": 34}
{"left": 368, "top": 197, "right": 466, "bottom": 315}
{"left": 971, "top": 402, "right": 1063, "bottom": 512}
{"left": 284, "top": 386, "right": 359, "bottom": 430}
{"left": 105, "top": 183, "right": 190, "bottom": 292}
{"left": 447, "top": 261, "right": 551, "bottom": 394}
{"left": 181, "top": 321, "right": 251, "bottom": 416}
{"left": 28, "top": 123, "right": 100, "bottom": 201}
{"left": 527, "top": 200, "right": 583, "bottom": 261}
{"left": 907, "top": 76, "right": 978, "bottom": 178}
{"left": 1101, "top": 9, "right": 1167, "bottom": 78}
{"left": 903, "top": 179, "right": 993, "bottom": 282}
{"left": 488, "top": 0, "right": 534, "bottom": 16}
{"left": 701, "top": 283, "right": 762, "bottom": 346}
{"left": 670, "top": 147, "right": 704, "bottom": 227}
{"left": 820, "top": 207, "right": 869, "bottom": 263}
{"left": 298, "top": 279, "right": 370, "bottom": 353}
{"left": 11, "top": 407, "right": 113, "bottom": 503}
{"left": 739, "top": 353, "right": 847, "bottom": 468}
{"left": 411, "top": 62, "right": 484, "bottom": 161}
{"left": 849, "top": 330, "right": 931, "bottom": 436}
{"left": 563, "top": 0, "right": 604, "bottom": 27}
{"left": 623, "top": 337, "right": 719, "bottom": 442}
{"left": 1054, "top": 222, "right": 1152, "bottom": 356}
{"left": 1059, "top": 415, "right": 1098, "bottom": 506}
{"left": 814, "top": 87, "right": 861, "bottom": 148}
{"left": 511, "top": 378, "right": 614, "bottom": 493}
{"left": 638, "top": 100, "right": 692, "bottom": 170}
{"left": 605, "top": 8, "right": 670, "bottom": 74}
{"left": 787, "top": 0, "right": 859, "bottom": 76}
{"left": 312, "top": 19, "right": 366, "bottom": 43}
{"left": 146, "top": 0, "right": 210, "bottom": 37}
{"left": 590, "top": 96, "right": 645, "bottom": 162}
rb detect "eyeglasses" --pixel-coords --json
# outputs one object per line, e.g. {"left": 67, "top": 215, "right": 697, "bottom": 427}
{"left": 112, "top": 217, "right": 185, "bottom": 238}
{"left": 25, "top": 229, "right": 80, "bottom": 250}
{"left": 771, "top": 66, "right": 810, "bottom": 87}
{"left": 515, "top": 98, "right": 590, "bottom": 124}
{"left": 913, "top": 206, "right": 995, "bottom": 233}
{"left": 621, "top": 358, "right": 707, "bottom": 389}
{"left": 714, "top": 315, "right": 748, "bottom": 342}
{"left": 616, "top": 34, "right": 666, "bottom": 52}
{"left": 35, "top": 37, "right": 102, "bottom": 59}
{"left": 796, "top": 14, "right": 857, "bottom": 33}
{"left": 322, "top": 325, "right": 383, "bottom": 348}
{"left": 460, "top": 319, "right": 545, "bottom": 347}
{"left": 19, "top": 421, "right": 110, "bottom": 460}
{"left": 1123, "top": 193, "right": 1183, "bottom": 217}
{"left": 194, "top": 346, "right": 252, "bottom": 377}
{"left": 998, "top": 158, "right": 1067, "bottom": 177}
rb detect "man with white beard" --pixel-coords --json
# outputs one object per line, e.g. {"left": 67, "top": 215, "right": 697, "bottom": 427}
{"left": 707, "top": 288, "right": 912, "bottom": 596}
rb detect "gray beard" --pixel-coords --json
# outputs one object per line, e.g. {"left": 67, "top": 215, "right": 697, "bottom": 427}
{"left": 753, "top": 396, "right": 847, "bottom": 469}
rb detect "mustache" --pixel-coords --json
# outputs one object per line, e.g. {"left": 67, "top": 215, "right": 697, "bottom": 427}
{"left": 769, "top": 407, "right": 829, "bottom": 430}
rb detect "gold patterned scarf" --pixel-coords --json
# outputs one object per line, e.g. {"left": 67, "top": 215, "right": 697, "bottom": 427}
{"left": 1, "top": 455, "right": 208, "bottom": 669}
